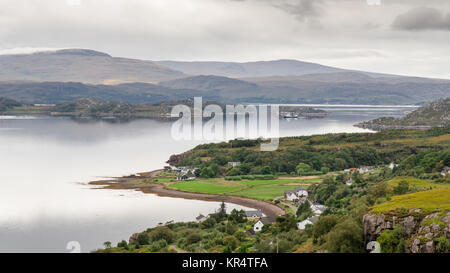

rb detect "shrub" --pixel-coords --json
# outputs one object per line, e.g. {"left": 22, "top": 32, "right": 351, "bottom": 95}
{"left": 393, "top": 180, "right": 410, "bottom": 195}
{"left": 149, "top": 226, "right": 175, "bottom": 244}
{"left": 136, "top": 233, "right": 150, "bottom": 245}
{"left": 377, "top": 226, "right": 405, "bottom": 253}
{"left": 186, "top": 233, "right": 202, "bottom": 245}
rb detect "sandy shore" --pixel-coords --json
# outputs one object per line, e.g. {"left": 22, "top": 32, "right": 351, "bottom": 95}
{"left": 89, "top": 169, "right": 285, "bottom": 219}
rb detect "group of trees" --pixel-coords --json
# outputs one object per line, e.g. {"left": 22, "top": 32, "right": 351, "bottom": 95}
{"left": 175, "top": 129, "right": 450, "bottom": 179}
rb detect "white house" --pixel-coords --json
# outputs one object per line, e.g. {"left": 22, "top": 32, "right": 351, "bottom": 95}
{"left": 176, "top": 173, "right": 196, "bottom": 181}
{"left": 253, "top": 220, "right": 265, "bottom": 232}
{"left": 311, "top": 204, "right": 327, "bottom": 216}
{"left": 228, "top": 162, "right": 241, "bottom": 167}
{"left": 284, "top": 190, "right": 298, "bottom": 202}
{"left": 388, "top": 163, "right": 398, "bottom": 170}
{"left": 297, "top": 216, "right": 319, "bottom": 230}
{"left": 359, "top": 166, "right": 375, "bottom": 173}
{"left": 441, "top": 167, "right": 450, "bottom": 177}
{"left": 294, "top": 187, "right": 308, "bottom": 198}
{"left": 253, "top": 218, "right": 271, "bottom": 232}
{"left": 346, "top": 178, "right": 354, "bottom": 186}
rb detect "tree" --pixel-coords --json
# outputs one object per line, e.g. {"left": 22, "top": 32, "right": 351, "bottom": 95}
{"left": 186, "top": 233, "right": 202, "bottom": 245}
{"left": 296, "top": 200, "right": 312, "bottom": 220}
{"left": 200, "top": 167, "right": 215, "bottom": 178}
{"left": 229, "top": 209, "right": 247, "bottom": 223}
{"left": 149, "top": 226, "right": 175, "bottom": 244}
{"left": 296, "top": 163, "right": 312, "bottom": 175}
{"left": 393, "top": 180, "right": 410, "bottom": 195}
{"left": 326, "top": 218, "right": 364, "bottom": 253}
{"left": 321, "top": 166, "right": 330, "bottom": 174}
{"left": 223, "top": 235, "right": 239, "bottom": 250}
{"left": 137, "top": 233, "right": 150, "bottom": 245}
{"left": 217, "top": 202, "right": 227, "bottom": 220}
{"left": 377, "top": 226, "right": 405, "bottom": 253}
{"left": 117, "top": 240, "right": 128, "bottom": 249}
{"left": 103, "top": 241, "right": 112, "bottom": 249}
{"left": 261, "top": 166, "right": 273, "bottom": 175}
{"left": 225, "top": 221, "right": 238, "bottom": 235}
{"left": 312, "top": 215, "right": 340, "bottom": 244}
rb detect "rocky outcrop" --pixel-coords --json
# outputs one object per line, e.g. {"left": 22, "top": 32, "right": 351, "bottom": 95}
{"left": 363, "top": 209, "right": 450, "bottom": 253}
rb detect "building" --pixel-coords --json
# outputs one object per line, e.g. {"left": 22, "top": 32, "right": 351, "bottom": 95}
{"left": 441, "top": 167, "right": 450, "bottom": 177}
{"left": 297, "top": 216, "right": 319, "bottom": 230}
{"left": 346, "top": 178, "right": 354, "bottom": 186}
{"left": 228, "top": 162, "right": 241, "bottom": 167}
{"left": 284, "top": 190, "right": 298, "bottom": 202}
{"left": 253, "top": 218, "right": 272, "bottom": 232}
{"left": 359, "top": 166, "right": 375, "bottom": 173}
{"left": 245, "top": 210, "right": 264, "bottom": 220}
{"left": 294, "top": 187, "right": 308, "bottom": 198}
{"left": 176, "top": 173, "right": 196, "bottom": 181}
{"left": 388, "top": 163, "right": 398, "bottom": 170}
{"left": 311, "top": 203, "right": 327, "bottom": 216}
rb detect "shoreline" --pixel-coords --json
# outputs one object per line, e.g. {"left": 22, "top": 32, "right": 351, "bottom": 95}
{"left": 89, "top": 169, "right": 285, "bottom": 219}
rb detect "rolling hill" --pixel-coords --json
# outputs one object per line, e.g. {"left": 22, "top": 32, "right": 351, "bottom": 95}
{"left": 0, "top": 49, "right": 184, "bottom": 84}
{"left": 156, "top": 59, "right": 345, "bottom": 78}
{"left": 357, "top": 98, "right": 450, "bottom": 130}
{"left": 0, "top": 48, "right": 450, "bottom": 105}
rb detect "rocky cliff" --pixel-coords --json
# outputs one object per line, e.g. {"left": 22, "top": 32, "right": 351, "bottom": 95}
{"left": 363, "top": 209, "right": 450, "bottom": 253}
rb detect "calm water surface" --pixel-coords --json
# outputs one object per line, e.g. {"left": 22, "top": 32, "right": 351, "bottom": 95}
{"left": 0, "top": 105, "right": 413, "bottom": 252}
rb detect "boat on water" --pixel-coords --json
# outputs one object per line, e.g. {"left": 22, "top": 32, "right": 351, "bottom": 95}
{"left": 282, "top": 112, "right": 299, "bottom": 119}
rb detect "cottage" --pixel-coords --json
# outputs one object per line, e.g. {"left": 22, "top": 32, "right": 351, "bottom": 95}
{"left": 196, "top": 214, "right": 208, "bottom": 223}
{"left": 388, "top": 163, "right": 398, "bottom": 170}
{"left": 228, "top": 162, "right": 241, "bottom": 167}
{"left": 441, "top": 167, "right": 450, "bottom": 177}
{"left": 311, "top": 203, "right": 327, "bottom": 216}
{"left": 297, "top": 216, "right": 319, "bottom": 230}
{"left": 294, "top": 187, "right": 309, "bottom": 198}
{"left": 346, "top": 178, "right": 354, "bottom": 186}
{"left": 176, "top": 172, "right": 196, "bottom": 181}
{"left": 284, "top": 190, "right": 298, "bottom": 202}
{"left": 253, "top": 218, "right": 271, "bottom": 232}
{"left": 245, "top": 210, "right": 264, "bottom": 220}
{"left": 359, "top": 166, "right": 375, "bottom": 173}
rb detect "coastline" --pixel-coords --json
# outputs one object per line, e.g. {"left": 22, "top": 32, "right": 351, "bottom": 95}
{"left": 89, "top": 169, "right": 285, "bottom": 219}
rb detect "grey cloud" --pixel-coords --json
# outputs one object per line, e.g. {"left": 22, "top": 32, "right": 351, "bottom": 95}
{"left": 231, "top": 0, "right": 324, "bottom": 22}
{"left": 392, "top": 7, "right": 450, "bottom": 31}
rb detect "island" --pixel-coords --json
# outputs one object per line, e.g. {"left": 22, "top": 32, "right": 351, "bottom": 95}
{"left": 356, "top": 98, "right": 449, "bottom": 131}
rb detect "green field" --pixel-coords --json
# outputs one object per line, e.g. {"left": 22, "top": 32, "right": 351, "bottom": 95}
{"left": 372, "top": 188, "right": 450, "bottom": 213}
{"left": 386, "top": 177, "right": 450, "bottom": 190}
{"left": 167, "top": 177, "right": 322, "bottom": 200}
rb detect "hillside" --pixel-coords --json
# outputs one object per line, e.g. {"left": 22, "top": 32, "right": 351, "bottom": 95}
{"left": 1, "top": 49, "right": 450, "bottom": 105}
{"left": 0, "top": 97, "right": 22, "bottom": 111}
{"left": 357, "top": 98, "right": 450, "bottom": 130}
{"left": 156, "top": 59, "right": 345, "bottom": 78}
{"left": 0, "top": 49, "right": 184, "bottom": 84}
{"left": 0, "top": 81, "right": 218, "bottom": 105}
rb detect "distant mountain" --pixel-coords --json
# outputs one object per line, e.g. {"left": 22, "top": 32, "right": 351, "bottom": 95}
{"left": 356, "top": 98, "right": 450, "bottom": 130}
{"left": 159, "top": 75, "right": 259, "bottom": 99}
{"left": 1, "top": 49, "right": 450, "bottom": 105}
{"left": 0, "top": 49, "right": 184, "bottom": 84}
{"left": 156, "top": 59, "right": 345, "bottom": 78}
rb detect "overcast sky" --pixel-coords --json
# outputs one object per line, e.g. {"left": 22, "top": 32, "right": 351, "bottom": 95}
{"left": 1, "top": 0, "right": 450, "bottom": 78}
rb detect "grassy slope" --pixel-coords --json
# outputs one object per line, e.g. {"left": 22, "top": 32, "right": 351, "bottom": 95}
{"left": 167, "top": 177, "right": 322, "bottom": 200}
{"left": 371, "top": 188, "right": 450, "bottom": 213}
{"left": 386, "top": 177, "right": 450, "bottom": 190}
